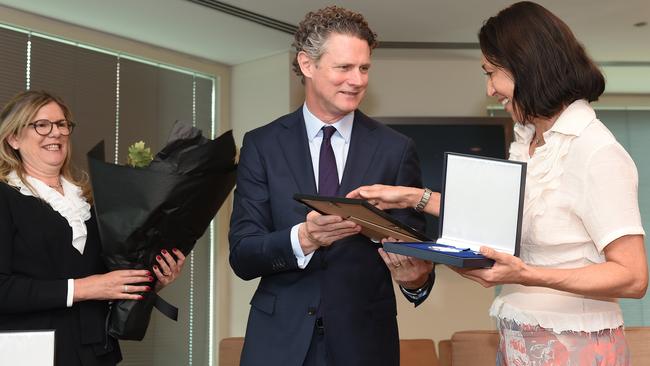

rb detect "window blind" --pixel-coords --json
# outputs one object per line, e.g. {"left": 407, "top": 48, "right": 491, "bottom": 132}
{"left": 0, "top": 23, "right": 217, "bottom": 366}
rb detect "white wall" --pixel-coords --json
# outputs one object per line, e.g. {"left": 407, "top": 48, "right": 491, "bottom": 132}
{"left": 362, "top": 49, "right": 489, "bottom": 117}
{"left": 230, "top": 51, "right": 302, "bottom": 146}
{"left": 227, "top": 51, "right": 304, "bottom": 336}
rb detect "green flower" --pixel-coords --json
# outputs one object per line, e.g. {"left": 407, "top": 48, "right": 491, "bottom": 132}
{"left": 127, "top": 141, "right": 153, "bottom": 168}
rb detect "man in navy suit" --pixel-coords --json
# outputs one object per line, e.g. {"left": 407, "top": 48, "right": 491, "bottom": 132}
{"left": 229, "top": 6, "right": 435, "bottom": 366}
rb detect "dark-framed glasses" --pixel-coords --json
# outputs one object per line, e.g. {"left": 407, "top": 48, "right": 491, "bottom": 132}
{"left": 27, "top": 119, "right": 76, "bottom": 136}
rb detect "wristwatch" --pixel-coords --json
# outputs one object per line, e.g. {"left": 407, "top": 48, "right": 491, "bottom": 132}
{"left": 401, "top": 284, "right": 427, "bottom": 296}
{"left": 415, "top": 188, "right": 432, "bottom": 212}
{"left": 400, "top": 275, "right": 432, "bottom": 299}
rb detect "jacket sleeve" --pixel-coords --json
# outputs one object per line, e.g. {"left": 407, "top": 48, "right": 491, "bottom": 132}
{"left": 388, "top": 137, "right": 427, "bottom": 232}
{"left": 0, "top": 186, "right": 68, "bottom": 314}
{"left": 228, "top": 133, "right": 300, "bottom": 281}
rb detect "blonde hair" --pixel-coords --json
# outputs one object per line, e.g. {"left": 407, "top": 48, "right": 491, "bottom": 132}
{"left": 0, "top": 90, "right": 91, "bottom": 202}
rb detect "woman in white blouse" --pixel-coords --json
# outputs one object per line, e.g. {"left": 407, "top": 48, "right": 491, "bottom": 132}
{"left": 0, "top": 90, "right": 185, "bottom": 366}
{"left": 348, "top": 2, "right": 648, "bottom": 364}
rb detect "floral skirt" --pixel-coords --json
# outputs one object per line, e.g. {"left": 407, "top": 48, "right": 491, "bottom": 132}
{"left": 496, "top": 319, "right": 630, "bottom": 366}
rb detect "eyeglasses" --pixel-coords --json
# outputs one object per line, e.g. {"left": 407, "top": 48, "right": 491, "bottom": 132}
{"left": 27, "top": 119, "right": 76, "bottom": 136}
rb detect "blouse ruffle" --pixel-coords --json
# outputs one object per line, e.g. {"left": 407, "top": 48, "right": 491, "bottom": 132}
{"left": 7, "top": 171, "right": 90, "bottom": 254}
{"left": 509, "top": 122, "right": 576, "bottom": 255}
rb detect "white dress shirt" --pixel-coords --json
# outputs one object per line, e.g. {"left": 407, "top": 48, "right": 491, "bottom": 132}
{"left": 490, "top": 99, "right": 645, "bottom": 332}
{"left": 290, "top": 104, "right": 354, "bottom": 268}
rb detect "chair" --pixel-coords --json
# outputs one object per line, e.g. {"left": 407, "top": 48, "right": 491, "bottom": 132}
{"left": 437, "top": 330, "right": 499, "bottom": 366}
{"left": 451, "top": 330, "right": 499, "bottom": 366}
{"left": 219, "top": 337, "right": 244, "bottom": 366}
{"left": 626, "top": 326, "right": 650, "bottom": 365}
{"left": 437, "top": 339, "right": 452, "bottom": 366}
{"left": 399, "top": 339, "right": 439, "bottom": 366}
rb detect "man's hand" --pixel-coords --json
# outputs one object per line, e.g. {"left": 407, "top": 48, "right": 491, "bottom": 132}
{"left": 378, "top": 237, "right": 433, "bottom": 289}
{"left": 298, "top": 210, "right": 362, "bottom": 255}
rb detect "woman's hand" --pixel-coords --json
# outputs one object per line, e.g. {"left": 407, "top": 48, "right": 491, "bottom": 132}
{"left": 152, "top": 248, "right": 186, "bottom": 292}
{"left": 449, "top": 246, "right": 531, "bottom": 288}
{"left": 347, "top": 184, "right": 421, "bottom": 210}
{"left": 378, "top": 237, "right": 434, "bottom": 289}
{"left": 347, "top": 184, "right": 441, "bottom": 216}
{"left": 454, "top": 236, "right": 648, "bottom": 299}
{"left": 74, "top": 269, "right": 153, "bottom": 302}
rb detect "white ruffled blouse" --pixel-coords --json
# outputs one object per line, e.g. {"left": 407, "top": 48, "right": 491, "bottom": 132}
{"left": 489, "top": 99, "right": 645, "bottom": 333}
{"left": 7, "top": 171, "right": 91, "bottom": 254}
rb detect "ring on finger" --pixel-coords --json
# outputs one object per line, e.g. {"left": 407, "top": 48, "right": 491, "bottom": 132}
{"left": 393, "top": 263, "right": 401, "bottom": 268}
{"left": 123, "top": 285, "right": 128, "bottom": 293}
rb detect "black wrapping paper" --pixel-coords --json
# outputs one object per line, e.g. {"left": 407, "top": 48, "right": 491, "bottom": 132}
{"left": 87, "top": 122, "right": 237, "bottom": 340}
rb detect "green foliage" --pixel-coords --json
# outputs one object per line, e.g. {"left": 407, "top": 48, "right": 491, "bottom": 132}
{"left": 127, "top": 141, "right": 153, "bottom": 168}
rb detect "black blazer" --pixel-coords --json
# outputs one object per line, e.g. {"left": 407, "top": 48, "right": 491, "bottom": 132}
{"left": 229, "top": 108, "right": 430, "bottom": 366}
{"left": 0, "top": 182, "right": 121, "bottom": 366}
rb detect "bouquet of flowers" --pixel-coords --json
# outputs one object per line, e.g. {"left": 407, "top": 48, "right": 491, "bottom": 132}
{"left": 87, "top": 121, "right": 237, "bottom": 340}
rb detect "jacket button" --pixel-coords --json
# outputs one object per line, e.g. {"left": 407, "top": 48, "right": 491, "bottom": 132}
{"left": 307, "top": 307, "right": 316, "bottom": 315}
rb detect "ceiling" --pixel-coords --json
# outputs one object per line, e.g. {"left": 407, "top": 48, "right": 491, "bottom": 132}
{"left": 0, "top": 0, "right": 648, "bottom": 66}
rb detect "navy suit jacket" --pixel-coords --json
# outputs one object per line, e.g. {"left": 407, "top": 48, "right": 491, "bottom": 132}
{"left": 229, "top": 108, "right": 429, "bottom": 366}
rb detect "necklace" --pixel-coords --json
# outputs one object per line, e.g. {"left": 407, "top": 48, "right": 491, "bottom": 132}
{"left": 48, "top": 181, "right": 62, "bottom": 189}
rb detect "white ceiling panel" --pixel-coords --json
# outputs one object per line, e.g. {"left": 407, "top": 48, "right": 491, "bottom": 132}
{"left": 0, "top": 0, "right": 648, "bottom": 65}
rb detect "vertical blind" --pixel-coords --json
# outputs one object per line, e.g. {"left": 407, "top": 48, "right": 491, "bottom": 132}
{"left": 0, "top": 23, "right": 216, "bottom": 366}
{"left": 0, "top": 28, "right": 27, "bottom": 107}
{"left": 29, "top": 36, "right": 117, "bottom": 171}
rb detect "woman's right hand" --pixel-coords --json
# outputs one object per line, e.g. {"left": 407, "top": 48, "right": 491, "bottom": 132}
{"left": 347, "top": 184, "right": 441, "bottom": 216}
{"left": 347, "top": 184, "right": 423, "bottom": 210}
{"left": 73, "top": 269, "right": 153, "bottom": 302}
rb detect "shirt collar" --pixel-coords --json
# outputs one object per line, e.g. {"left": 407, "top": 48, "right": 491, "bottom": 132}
{"left": 7, "top": 171, "right": 91, "bottom": 254}
{"left": 548, "top": 99, "right": 596, "bottom": 137}
{"left": 302, "top": 103, "right": 354, "bottom": 142}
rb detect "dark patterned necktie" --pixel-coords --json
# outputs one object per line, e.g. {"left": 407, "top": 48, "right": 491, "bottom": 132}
{"left": 318, "top": 126, "right": 339, "bottom": 196}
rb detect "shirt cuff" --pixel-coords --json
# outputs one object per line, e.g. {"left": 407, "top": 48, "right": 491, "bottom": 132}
{"left": 67, "top": 279, "right": 74, "bottom": 307}
{"left": 400, "top": 270, "right": 434, "bottom": 303}
{"left": 400, "top": 284, "right": 430, "bottom": 301}
{"left": 291, "top": 223, "right": 314, "bottom": 269}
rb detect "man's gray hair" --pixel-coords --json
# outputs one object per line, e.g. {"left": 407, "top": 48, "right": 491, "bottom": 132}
{"left": 292, "top": 6, "right": 377, "bottom": 81}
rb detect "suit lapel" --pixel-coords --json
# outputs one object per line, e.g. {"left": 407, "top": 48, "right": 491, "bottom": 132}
{"left": 278, "top": 108, "right": 318, "bottom": 195}
{"left": 339, "top": 111, "right": 380, "bottom": 196}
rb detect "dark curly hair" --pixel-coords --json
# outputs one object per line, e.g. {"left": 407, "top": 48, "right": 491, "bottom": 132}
{"left": 479, "top": 1, "right": 604, "bottom": 122}
{"left": 292, "top": 6, "right": 377, "bottom": 81}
